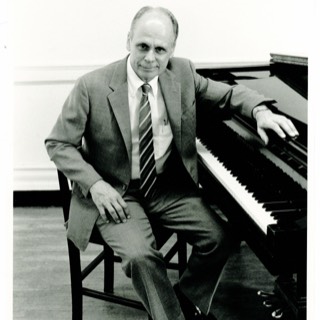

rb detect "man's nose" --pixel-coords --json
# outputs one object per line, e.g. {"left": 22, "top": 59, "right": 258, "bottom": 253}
{"left": 144, "top": 49, "right": 156, "bottom": 62}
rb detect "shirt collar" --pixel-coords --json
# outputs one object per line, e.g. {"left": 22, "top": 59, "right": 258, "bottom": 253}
{"left": 127, "top": 56, "right": 159, "bottom": 96}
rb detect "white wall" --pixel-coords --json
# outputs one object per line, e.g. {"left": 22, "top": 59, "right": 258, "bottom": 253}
{"left": 12, "top": 0, "right": 311, "bottom": 66}
{"left": 11, "top": 0, "right": 312, "bottom": 190}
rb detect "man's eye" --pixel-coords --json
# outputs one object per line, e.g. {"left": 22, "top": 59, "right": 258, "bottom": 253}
{"left": 156, "top": 47, "right": 166, "bottom": 54}
{"left": 138, "top": 44, "right": 148, "bottom": 51}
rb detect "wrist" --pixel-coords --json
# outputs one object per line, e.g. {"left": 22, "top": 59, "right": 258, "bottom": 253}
{"left": 252, "top": 105, "right": 270, "bottom": 120}
{"left": 89, "top": 179, "right": 103, "bottom": 193}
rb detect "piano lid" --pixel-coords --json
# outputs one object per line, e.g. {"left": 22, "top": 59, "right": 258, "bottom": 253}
{"left": 235, "top": 76, "right": 307, "bottom": 125}
{"left": 270, "top": 53, "right": 308, "bottom": 99}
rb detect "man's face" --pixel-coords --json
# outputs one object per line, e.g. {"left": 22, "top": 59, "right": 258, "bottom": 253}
{"left": 126, "top": 12, "right": 176, "bottom": 82}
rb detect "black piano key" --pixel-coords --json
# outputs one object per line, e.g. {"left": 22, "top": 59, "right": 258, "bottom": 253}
{"left": 272, "top": 213, "right": 306, "bottom": 224}
{"left": 271, "top": 208, "right": 307, "bottom": 217}
{"left": 263, "top": 199, "right": 307, "bottom": 210}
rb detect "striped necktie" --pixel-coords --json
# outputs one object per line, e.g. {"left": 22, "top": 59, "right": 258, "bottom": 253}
{"left": 139, "top": 83, "right": 157, "bottom": 197}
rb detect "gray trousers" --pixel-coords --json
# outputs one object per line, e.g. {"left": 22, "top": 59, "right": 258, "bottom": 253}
{"left": 96, "top": 172, "right": 234, "bottom": 320}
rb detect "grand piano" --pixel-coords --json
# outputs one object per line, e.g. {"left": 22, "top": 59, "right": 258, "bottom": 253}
{"left": 195, "top": 54, "right": 307, "bottom": 320}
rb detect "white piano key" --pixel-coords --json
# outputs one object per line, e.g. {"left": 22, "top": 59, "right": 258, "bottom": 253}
{"left": 196, "top": 139, "right": 276, "bottom": 234}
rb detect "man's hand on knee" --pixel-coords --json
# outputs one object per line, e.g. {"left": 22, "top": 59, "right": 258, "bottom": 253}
{"left": 90, "top": 180, "right": 130, "bottom": 224}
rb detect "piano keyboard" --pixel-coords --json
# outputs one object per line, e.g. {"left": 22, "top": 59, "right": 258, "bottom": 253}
{"left": 196, "top": 138, "right": 277, "bottom": 234}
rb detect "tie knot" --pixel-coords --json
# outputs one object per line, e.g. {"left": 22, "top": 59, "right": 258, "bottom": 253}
{"left": 142, "top": 83, "right": 151, "bottom": 95}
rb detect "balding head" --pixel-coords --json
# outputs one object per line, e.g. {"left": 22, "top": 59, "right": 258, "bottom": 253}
{"left": 129, "top": 6, "right": 179, "bottom": 45}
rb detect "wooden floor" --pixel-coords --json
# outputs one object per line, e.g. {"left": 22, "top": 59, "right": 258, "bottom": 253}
{"left": 13, "top": 206, "right": 277, "bottom": 320}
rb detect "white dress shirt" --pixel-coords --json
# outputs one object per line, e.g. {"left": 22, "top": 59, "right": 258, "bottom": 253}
{"left": 127, "top": 58, "right": 173, "bottom": 179}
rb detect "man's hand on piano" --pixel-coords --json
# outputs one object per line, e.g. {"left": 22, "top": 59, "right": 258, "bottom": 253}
{"left": 254, "top": 107, "right": 299, "bottom": 145}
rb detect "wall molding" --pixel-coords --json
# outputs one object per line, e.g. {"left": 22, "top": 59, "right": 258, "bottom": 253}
{"left": 14, "top": 166, "right": 59, "bottom": 191}
{"left": 14, "top": 60, "right": 269, "bottom": 84}
{"left": 14, "top": 64, "right": 104, "bottom": 85}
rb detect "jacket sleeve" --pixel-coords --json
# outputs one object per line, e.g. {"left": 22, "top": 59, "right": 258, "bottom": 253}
{"left": 45, "top": 77, "right": 102, "bottom": 198}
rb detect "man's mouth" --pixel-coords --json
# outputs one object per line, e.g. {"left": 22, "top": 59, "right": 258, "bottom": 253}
{"left": 140, "top": 66, "right": 157, "bottom": 71}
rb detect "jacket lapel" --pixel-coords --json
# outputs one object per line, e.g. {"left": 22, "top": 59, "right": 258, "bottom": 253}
{"left": 159, "top": 70, "right": 182, "bottom": 152}
{"left": 106, "top": 58, "right": 182, "bottom": 160}
{"left": 107, "top": 58, "right": 132, "bottom": 161}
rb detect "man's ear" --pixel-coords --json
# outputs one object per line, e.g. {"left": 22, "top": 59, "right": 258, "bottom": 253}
{"left": 169, "top": 43, "right": 176, "bottom": 58}
{"left": 126, "top": 32, "right": 131, "bottom": 51}
{"left": 170, "top": 48, "right": 175, "bottom": 58}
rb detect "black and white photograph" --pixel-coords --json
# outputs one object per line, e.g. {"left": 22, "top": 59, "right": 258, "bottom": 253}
{"left": 2, "top": 0, "right": 320, "bottom": 319}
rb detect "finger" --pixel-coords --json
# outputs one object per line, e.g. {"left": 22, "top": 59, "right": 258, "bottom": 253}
{"left": 97, "top": 205, "right": 109, "bottom": 223}
{"left": 267, "top": 122, "right": 286, "bottom": 139}
{"left": 282, "top": 119, "right": 299, "bottom": 138}
{"left": 286, "top": 119, "right": 298, "bottom": 133}
{"left": 104, "top": 203, "right": 121, "bottom": 224}
{"left": 112, "top": 202, "right": 128, "bottom": 223}
{"left": 257, "top": 127, "right": 269, "bottom": 145}
{"left": 117, "top": 198, "right": 130, "bottom": 218}
{"left": 271, "top": 116, "right": 298, "bottom": 138}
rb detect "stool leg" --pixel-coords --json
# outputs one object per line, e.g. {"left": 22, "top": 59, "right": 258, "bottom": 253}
{"left": 103, "top": 244, "right": 115, "bottom": 292}
{"left": 68, "top": 240, "right": 83, "bottom": 320}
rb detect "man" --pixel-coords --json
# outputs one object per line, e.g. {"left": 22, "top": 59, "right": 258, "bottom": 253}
{"left": 45, "top": 6, "right": 298, "bottom": 320}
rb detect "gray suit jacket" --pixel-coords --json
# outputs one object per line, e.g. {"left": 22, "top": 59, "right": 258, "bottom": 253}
{"left": 45, "top": 56, "right": 273, "bottom": 250}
